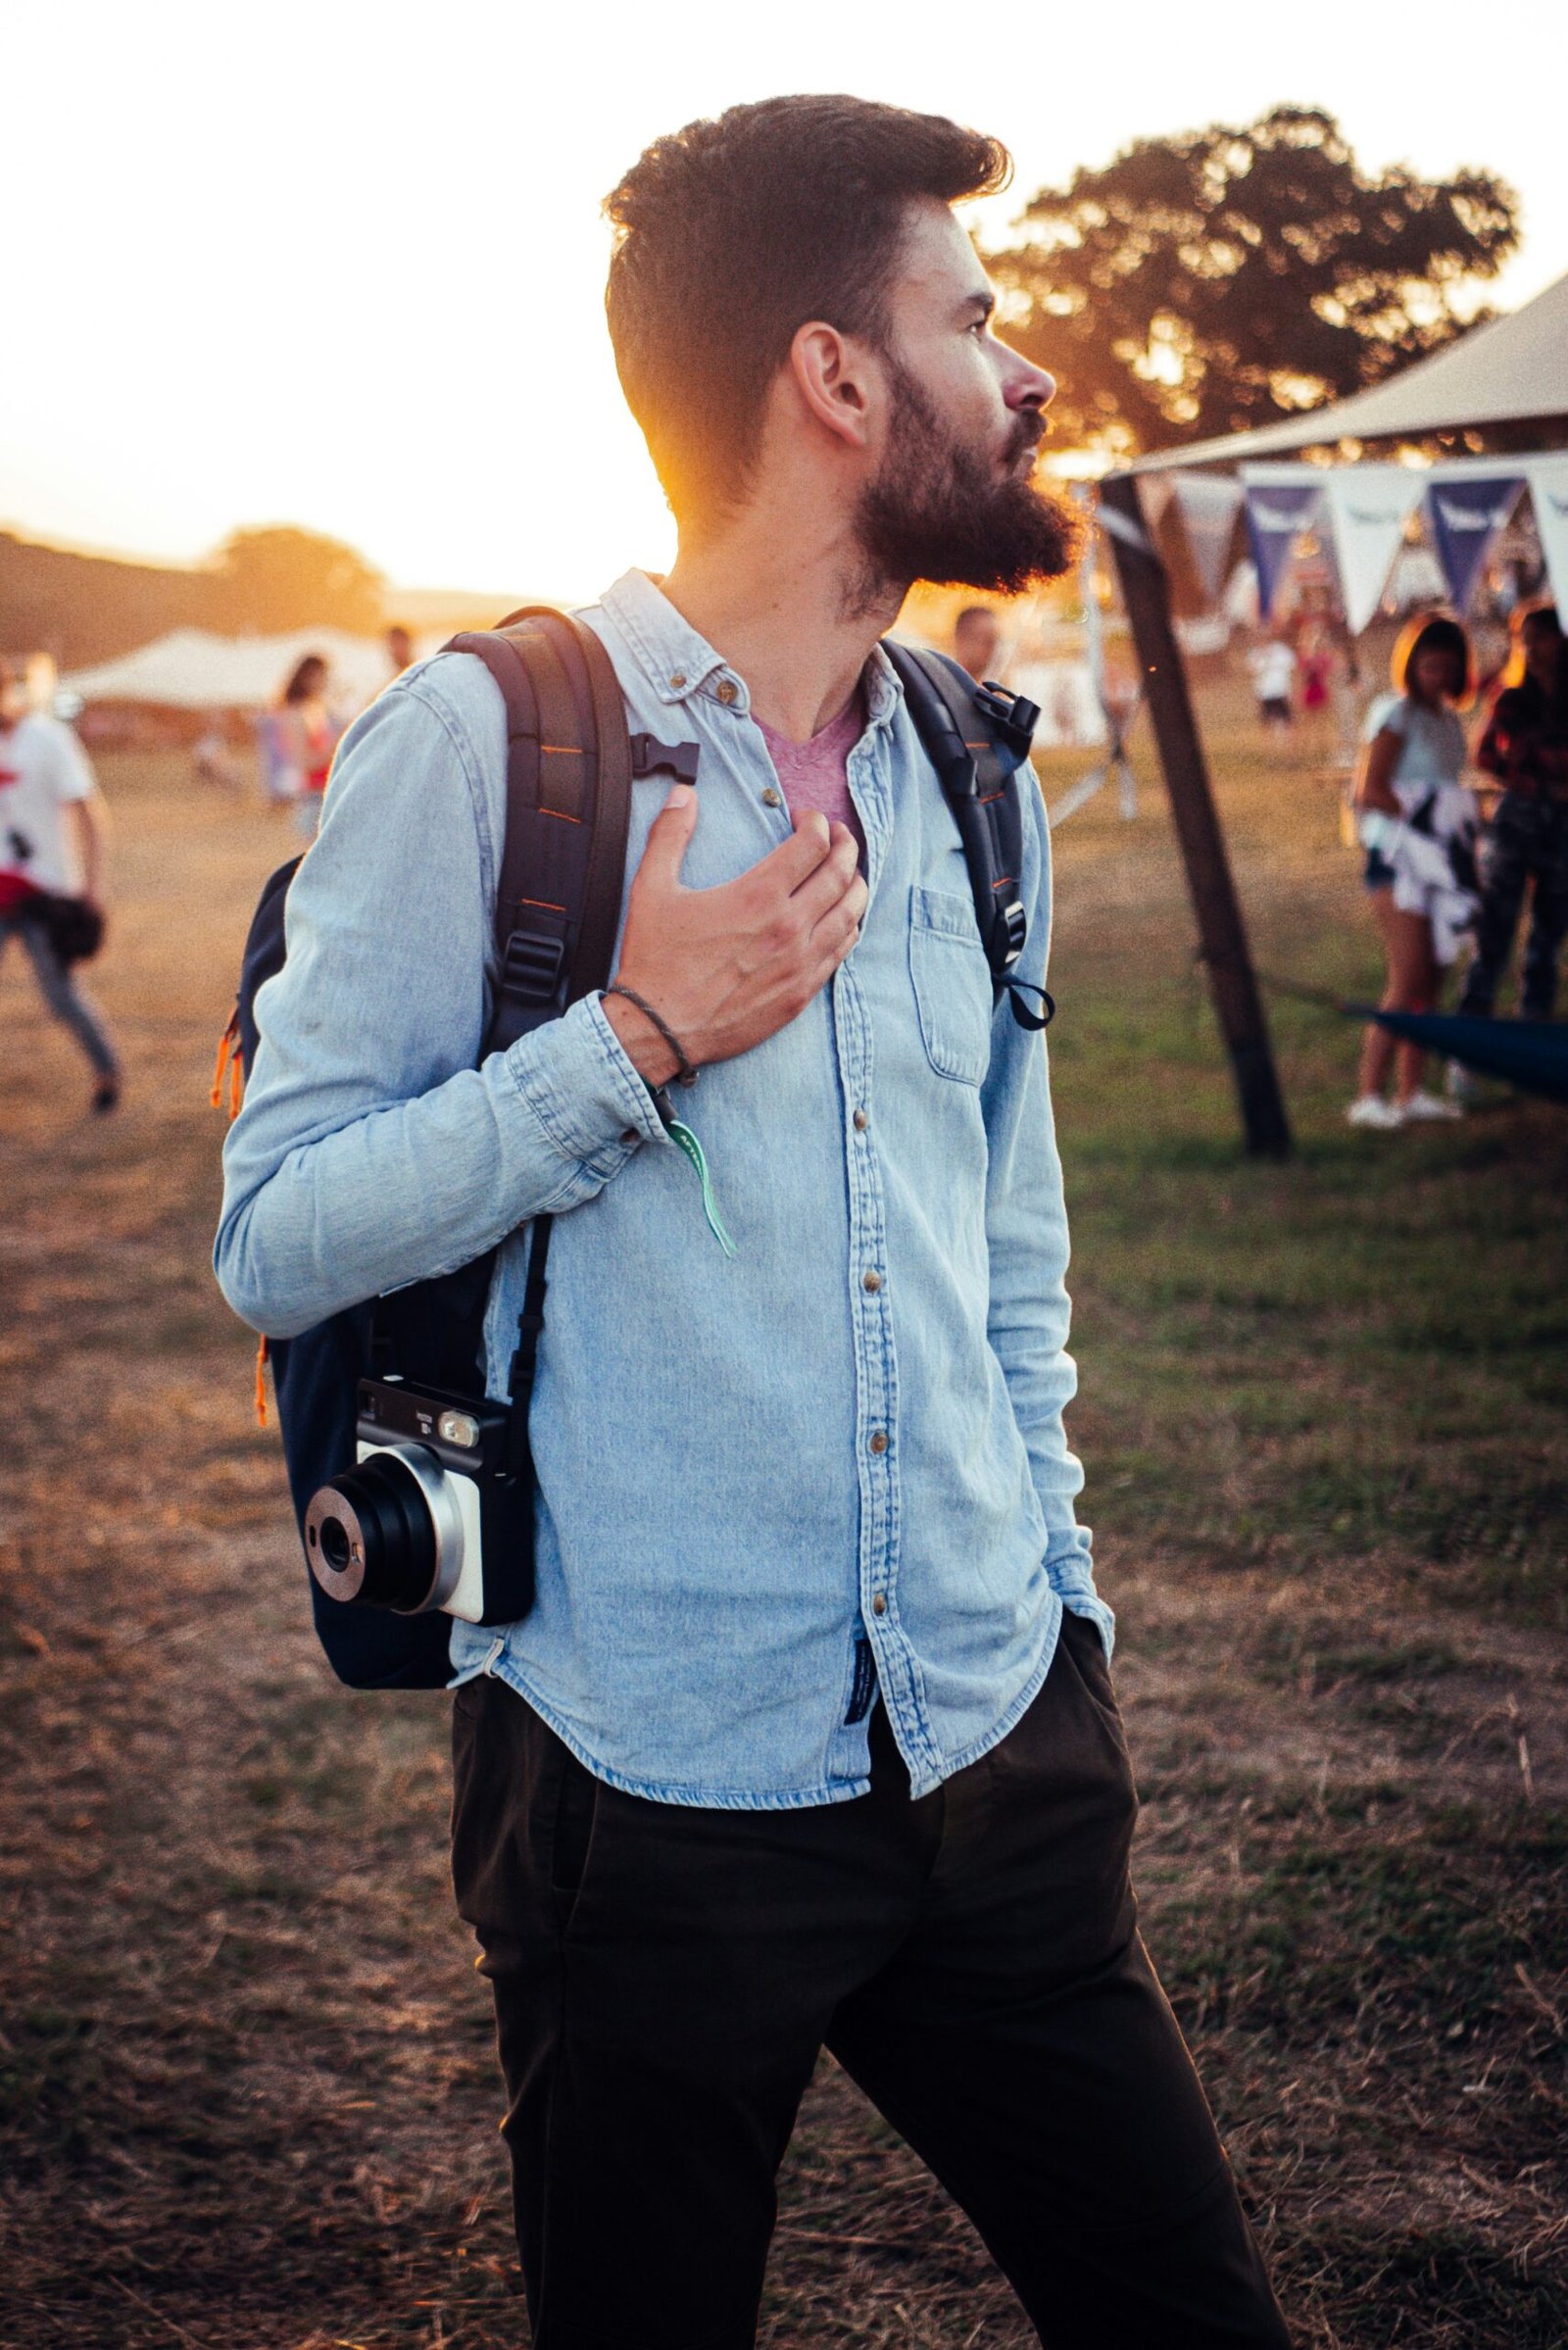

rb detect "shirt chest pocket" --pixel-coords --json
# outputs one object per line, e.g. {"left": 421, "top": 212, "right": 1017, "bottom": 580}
{"left": 907, "top": 885, "right": 993, "bottom": 1086}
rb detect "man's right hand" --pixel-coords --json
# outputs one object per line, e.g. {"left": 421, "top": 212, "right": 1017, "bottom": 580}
{"left": 601, "top": 784, "right": 868, "bottom": 1088}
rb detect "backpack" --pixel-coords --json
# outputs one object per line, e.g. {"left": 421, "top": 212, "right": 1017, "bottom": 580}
{"left": 216, "top": 612, "right": 1045, "bottom": 1690}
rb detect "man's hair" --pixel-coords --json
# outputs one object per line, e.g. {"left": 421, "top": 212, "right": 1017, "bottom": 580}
{"left": 605, "top": 95, "right": 1009, "bottom": 529}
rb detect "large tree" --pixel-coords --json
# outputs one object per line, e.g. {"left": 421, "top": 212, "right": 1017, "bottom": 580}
{"left": 213, "top": 524, "right": 386, "bottom": 635}
{"left": 990, "top": 107, "right": 1518, "bottom": 456}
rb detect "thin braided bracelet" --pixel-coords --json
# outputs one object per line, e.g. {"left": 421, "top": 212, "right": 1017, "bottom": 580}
{"left": 603, "top": 983, "right": 700, "bottom": 1087}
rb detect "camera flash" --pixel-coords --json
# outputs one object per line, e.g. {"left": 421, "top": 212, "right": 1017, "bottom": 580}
{"left": 437, "top": 1410, "right": 481, "bottom": 1448}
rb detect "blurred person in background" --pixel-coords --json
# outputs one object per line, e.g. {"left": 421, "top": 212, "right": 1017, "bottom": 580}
{"left": 193, "top": 717, "right": 247, "bottom": 794}
{"left": 386, "top": 622, "right": 416, "bottom": 678}
{"left": 1295, "top": 600, "right": 1334, "bottom": 746}
{"left": 953, "top": 602, "right": 1001, "bottom": 681}
{"left": 273, "top": 653, "right": 344, "bottom": 839}
{"left": 1330, "top": 615, "right": 1365, "bottom": 778}
{"left": 1456, "top": 603, "right": 1568, "bottom": 1024}
{"left": 1348, "top": 615, "right": 1479, "bottom": 1129}
{"left": 1248, "top": 629, "right": 1296, "bottom": 732}
{"left": 0, "top": 656, "right": 121, "bottom": 1112}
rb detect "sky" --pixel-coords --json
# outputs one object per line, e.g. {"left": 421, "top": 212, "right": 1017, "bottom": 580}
{"left": 6, "top": 0, "right": 1565, "bottom": 604}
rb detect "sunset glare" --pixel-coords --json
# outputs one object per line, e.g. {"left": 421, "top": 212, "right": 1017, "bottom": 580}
{"left": 8, "top": 0, "right": 1566, "bottom": 604}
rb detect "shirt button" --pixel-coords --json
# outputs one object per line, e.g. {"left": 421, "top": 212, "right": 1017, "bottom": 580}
{"left": 669, "top": 671, "right": 687, "bottom": 689}
{"left": 853, "top": 1109, "right": 868, "bottom": 1132}
{"left": 715, "top": 678, "right": 739, "bottom": 706}
{"left": 868, "top": 1430, "right": 888, "bottom": 1455}
{"left": 619, "top": 1128, "right": 639, "bottom": 1146}
{"left": 760, "top": 785, "right": 783, "bottom": 808}
{"left": 871, "top": 1593, "right": 887, "bottom": 1617}
{"left": 861, "top": 1271, "right": 882, "bottom": 1293}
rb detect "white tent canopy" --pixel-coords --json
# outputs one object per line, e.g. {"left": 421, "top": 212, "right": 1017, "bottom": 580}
{"left": 62, "top": 626, "right": 399, "bottom": 711}
{"left": 1132, "top": 269, "right": 1568, "bottom": 473}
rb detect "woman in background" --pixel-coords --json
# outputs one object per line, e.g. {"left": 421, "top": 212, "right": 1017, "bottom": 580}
{"left": 274, "top": 655, "right": 343, "bottom": 839}
{"left": 1348, "top": 614, "right": 1479, "bottom": 1129}
{"left": 1457, "top": 603, "right": 1568, "bottom": 1024}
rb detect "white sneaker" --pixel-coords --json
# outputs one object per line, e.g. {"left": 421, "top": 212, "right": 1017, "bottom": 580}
{"left": 1446, "top": 1058, "right": 1476, "bottom": 1103}
{"left": 1347, "top": 1095, "right": 1404, "bottom": 1129}
{"left": 1400, "top": 1088, "right": 1463, "bottom": 1122}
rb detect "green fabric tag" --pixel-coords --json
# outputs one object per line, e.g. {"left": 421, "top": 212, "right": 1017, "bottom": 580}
{"left": 664, "top": 1116, "right": 737, "bottom": 1257}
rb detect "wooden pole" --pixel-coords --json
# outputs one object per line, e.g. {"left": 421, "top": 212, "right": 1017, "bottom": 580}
{"left": 1098, "top": 470, "right": 1293, "bottom": 1159}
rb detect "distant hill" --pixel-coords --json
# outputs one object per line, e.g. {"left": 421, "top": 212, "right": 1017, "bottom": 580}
{"left": 0, "top": 533, "right": 213, "bottom": 668}
{"left": 385, "top": 584, "right": 549, "bottom": 633}
{"left": 0, "top": 528, "right": 548, "bottom": 668}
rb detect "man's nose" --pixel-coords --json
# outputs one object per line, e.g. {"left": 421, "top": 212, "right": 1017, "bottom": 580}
{"left": 1002, "top": 347, "right": 1055, "bottom": 413}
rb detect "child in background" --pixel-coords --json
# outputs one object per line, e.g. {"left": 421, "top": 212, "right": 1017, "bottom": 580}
{"left": 1249, "top": 632, "right": 1296, "bottom": 732}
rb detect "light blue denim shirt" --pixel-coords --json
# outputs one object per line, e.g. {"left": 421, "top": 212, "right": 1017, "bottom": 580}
{"left": 216, "top": 569, "right": 1106, "bottom": 1806}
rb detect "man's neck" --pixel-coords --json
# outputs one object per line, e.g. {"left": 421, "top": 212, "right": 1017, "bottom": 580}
{"left": 660, "top": 499, "right": 905, "bottom": 744}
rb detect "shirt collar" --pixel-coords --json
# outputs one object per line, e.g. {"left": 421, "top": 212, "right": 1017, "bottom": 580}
{"left": 598, "top": 570, "right": 734, "bottom": 710}
{"left": 597, "top": 567, "right": 902, "bottom": 735}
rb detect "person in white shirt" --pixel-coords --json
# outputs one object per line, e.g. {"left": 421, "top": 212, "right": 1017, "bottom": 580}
{"left": 1348, "top": 614, "right": 1478, "bottom": 1129}
{"left": 0, "top": 659, "right": 121, "bottom": 1111}
{"left": 1248, "top": 633, "right": 1296, "bottom": 731}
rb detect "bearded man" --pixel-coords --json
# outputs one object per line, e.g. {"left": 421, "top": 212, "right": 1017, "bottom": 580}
{"left": 218, "top": 95, "right": 1289, "bottom": 2350}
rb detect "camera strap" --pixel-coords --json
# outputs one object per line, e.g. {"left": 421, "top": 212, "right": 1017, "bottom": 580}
{"left": 502, "top": 1213, "right": 553, "bottom": 1483}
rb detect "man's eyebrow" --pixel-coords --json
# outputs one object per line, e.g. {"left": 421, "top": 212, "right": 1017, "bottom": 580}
{"left": 960, "top": 289, "right": 997, "bottom": 322}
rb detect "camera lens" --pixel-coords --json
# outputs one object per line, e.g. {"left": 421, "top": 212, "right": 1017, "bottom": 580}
{"left": 304, "top": 1445, "right": 465, "bottom": 1613}
{"left": 318, "top": 1516, "right": 354, "bottom": 1575}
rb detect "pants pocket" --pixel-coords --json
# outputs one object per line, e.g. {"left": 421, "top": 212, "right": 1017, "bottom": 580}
{"left": 549, "top": 1745, "right": 601, "bottom": 1933}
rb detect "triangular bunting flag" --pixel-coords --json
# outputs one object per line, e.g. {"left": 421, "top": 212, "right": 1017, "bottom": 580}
{"left": 1168, "top": 475, "right": 1246, "bottom": 608}
{"left": 1527, "top": 458, "right": 1568, "bottom": 613}
{"left": 1319, "top": 468, "right": 1428, "bottom": 635}
{"left": 1242, "top": 475, "right": 1325, "bottom": 618}
{"left": 1425, "top": 474, "right": 1526, "bottom": 612}
{"left": 1136, "top": 475, "right": 1175, "bottom": 535}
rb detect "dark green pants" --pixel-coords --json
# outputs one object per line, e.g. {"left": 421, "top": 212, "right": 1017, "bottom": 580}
{"left": 451, "top": 1619, "right": 1290, "bottom": 2350}
{"left": 1458, "top": 794, "right": 1568, "bottom": 1021}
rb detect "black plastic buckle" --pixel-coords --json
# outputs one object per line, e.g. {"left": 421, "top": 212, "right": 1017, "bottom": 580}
{"left": 499, "top": 926, "right": 566, "bottom": 1004}
{"left": 975, "top": 682, "right": 1042, "bottom": 760}
{"left": 630, "top": 734, "right": 702, "bottom": 786}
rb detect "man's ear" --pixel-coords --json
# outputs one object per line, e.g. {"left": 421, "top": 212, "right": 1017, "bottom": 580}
{"left": 788, "top": 320, "right": 875, "bottom": 452}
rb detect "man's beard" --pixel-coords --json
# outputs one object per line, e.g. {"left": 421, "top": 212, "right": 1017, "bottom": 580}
{"left": 852, "top": 360, "right": 1080, "bottom": 607}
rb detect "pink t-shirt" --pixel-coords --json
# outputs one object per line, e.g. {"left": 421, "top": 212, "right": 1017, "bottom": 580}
{"left": 754, "top": 691, "right": 866, "bottom": 859}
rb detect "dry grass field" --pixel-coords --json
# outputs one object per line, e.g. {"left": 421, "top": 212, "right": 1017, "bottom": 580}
{"left": 2, "top": 693, "right": 1565, "bottom": 2348}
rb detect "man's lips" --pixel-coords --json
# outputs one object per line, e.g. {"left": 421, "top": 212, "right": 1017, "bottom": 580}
{"left": 1004, "top": 421, "right": 1046, "bottom": 471}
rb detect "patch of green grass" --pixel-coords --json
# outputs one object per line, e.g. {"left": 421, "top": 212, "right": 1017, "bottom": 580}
{"left": 1155, "top": 1808, "right": 1568, "bottom": 2041}
{"left": 1251, "top": 1624, "right": 1465, "bottom": 1687}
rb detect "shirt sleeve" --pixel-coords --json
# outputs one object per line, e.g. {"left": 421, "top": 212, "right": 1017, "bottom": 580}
{"left": 214, "top": 670, "right": 668, "bottom": 1340}
{"left": 977, "top": 776, "right": 1106, "bottom": 1633}
{"left": 43, "top": 718, "right": 96, "bottom": 804}
{"left": 1363, "top": 691, "right": 1405, "bottom": 745}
